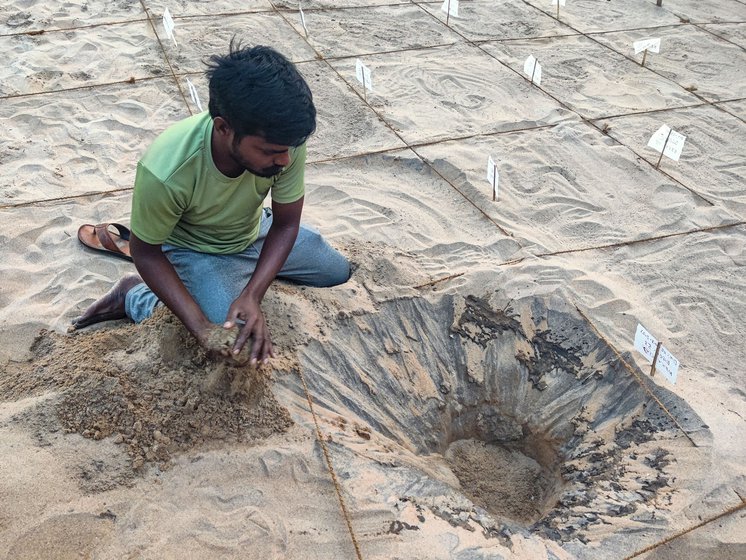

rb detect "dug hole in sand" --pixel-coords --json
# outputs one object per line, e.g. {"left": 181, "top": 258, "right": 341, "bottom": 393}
{"left": 0, "top": 280, "right": 711, "bottom": 558}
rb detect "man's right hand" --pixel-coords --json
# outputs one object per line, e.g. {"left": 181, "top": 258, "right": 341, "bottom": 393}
{"left": 223, "top": 292, "right": 275, "bottom": 365}
{"left": 196, "top": 323, "right": 254, "bottom": 365}
{"left": 130, "top": 235, "right": 261, "bottom": 366}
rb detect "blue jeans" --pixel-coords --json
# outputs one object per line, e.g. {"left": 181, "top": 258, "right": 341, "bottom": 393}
{"left": 125, "top": 208, "right": 350, "bottom": 324}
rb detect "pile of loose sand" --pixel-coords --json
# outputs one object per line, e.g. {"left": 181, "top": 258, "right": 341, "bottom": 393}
{"left": 0, "top": 307, "right": 293, "bottom": 474}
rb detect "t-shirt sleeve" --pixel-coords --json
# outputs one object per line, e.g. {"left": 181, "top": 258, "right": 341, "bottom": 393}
{"left": 270, "top": 142, "right": 306, "bottom": 204}
{"left": 130, "top": 162, "right": 186, "bottom": 245}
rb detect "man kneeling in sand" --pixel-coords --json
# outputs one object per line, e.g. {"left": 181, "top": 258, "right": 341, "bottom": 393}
{"left": 72, "top": 43, "right": 350, "bottom": 364}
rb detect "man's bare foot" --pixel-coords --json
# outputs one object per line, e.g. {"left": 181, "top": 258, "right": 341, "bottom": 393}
{"left": 71, "top": 274, "right": 143, "bottom": 330}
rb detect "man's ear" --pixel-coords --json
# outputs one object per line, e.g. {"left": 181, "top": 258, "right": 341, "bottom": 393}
{"left": 213, "top": 116, "right": 233, "bottom": 140}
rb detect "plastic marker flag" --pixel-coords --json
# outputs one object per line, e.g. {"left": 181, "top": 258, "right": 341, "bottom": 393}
{"left": 656, "top": 345, "right": 680, "bottom": 384}
{"left": 648, "top": 124, "right": 686, "bottom": 162}
{"left": 162, "top": 7, "right": 177, "bottom": 47}
{"left": 186, "top": 79, "right": 203, "bottom": 112}
{"left": 633, "top": 38, "right": 661, "bottom": 55}
{"left": 634, "top": 324, "right": 658, "bottom": 364}
{"left": 299, "top": 4, "right": 308, "bottom": 37}
{"left": 523, "top": 55, "right": 542, "bottom": 86}
{"left": 441, "top": 0, "right": 459, "bottom": 17}
{"left": 551, "top": 0, "right": 566, "bottom": 18}
{"left": 355, "top": 59, "right": 373, "bottom": 92}
{"left": 487, "top": 156, "right": 499, "bottom": 201}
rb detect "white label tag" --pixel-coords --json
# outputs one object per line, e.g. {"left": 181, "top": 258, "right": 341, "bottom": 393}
{"left": 441, "top": 0, "right": 459, "bottom": 17}
{"left": 162, "top": 7, "right": 177, "bottom": 47}
{"left": 487, "top": 155, "right": 496, "bottom": 185}
{"left": 655, "top": 345, "right": 679, "bottom": 384}
{"left": 186, "top": 78, "right": 203, "bottom": 112}
{"left": 487, "top": 156, "right": 499, "bottom": 199}
{"left": 663, "top": 129, "right": 686, "bottom": 161}
{"left": 551, "top": 0, "right": 566, "bottom": 6}
{"left": 523, "top": 55, "right": 536, "bottom": 77}
{"left": 648, "top": 124, "right": 670, "bottom": 152}
{"left": 299, "top": 5, "right": 308, "bottom": 36}
{"left": 523, "top": 55, "right": 542, "bottom": 85}
{"left": 634, "top": 323, "right": 658, "bottom": 364}
{"left": 355, "top": 59, "right": 373, "bottom": 92}
{"left": 633, "top": 38, "right": 661, "bottom": 55}
{"left": 648, "top": 125, "right": 686, "bottom": 162}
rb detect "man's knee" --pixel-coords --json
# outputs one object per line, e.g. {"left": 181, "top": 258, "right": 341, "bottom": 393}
{"left": 319, "top": 254, "right": 351, "bottom": 287}
{"left": 289, "top": 227, "right": 351, "bottom": 287}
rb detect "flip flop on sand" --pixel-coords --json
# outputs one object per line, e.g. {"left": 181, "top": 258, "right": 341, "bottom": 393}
{"left": 77, "top": 223, "right": 133, "bottom": 262}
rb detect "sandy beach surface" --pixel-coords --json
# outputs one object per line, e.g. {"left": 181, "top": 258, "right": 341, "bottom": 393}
{"left": 1, "top": 0, "right": 745, "bottom": 558}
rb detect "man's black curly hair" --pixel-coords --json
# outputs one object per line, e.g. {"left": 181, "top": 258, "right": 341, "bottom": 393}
{"left": 206, "top": 40, "right": 316, "bottom": 147}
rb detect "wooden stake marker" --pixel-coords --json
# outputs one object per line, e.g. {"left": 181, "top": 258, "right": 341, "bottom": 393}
{"left": 551, "top": 0, "right": 566, "bottom": 20}
{"left": 634, "top": 323, "right": 680, "bottom": 384}
{"left": 647, "top": 124, "right": 686, "bottom": 169}
{"left": 633, "top": 37, "right": 660, "bottom": 67}
{"left": 649, "top": 341, "right": 663, "bottom": 377}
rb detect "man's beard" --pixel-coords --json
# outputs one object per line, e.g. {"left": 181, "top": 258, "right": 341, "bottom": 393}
{"left": 230, "top": 142, "right": 284, "bottom": 178}
{"left": 249, "top": 164, "right": 284, "bottom": 178}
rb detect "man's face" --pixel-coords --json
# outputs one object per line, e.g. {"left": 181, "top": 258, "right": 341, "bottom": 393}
{"left": 230, "top": 135, "right": 292, "bottom": 178}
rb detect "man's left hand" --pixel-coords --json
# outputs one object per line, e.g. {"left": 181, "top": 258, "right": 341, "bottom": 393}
{"left": 223, "top": 295, "right": 275, "bottom": 365}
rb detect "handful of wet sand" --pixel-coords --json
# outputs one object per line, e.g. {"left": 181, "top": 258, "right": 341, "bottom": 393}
{"left": 205, "top": 324, "right": 254, "bottom": 366}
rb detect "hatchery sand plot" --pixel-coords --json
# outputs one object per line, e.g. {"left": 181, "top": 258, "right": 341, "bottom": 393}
{"left": 0, "top": 2, "right": 142, "bottom": 34}
{"left": 418, "top": 0, "right": 575, "bottom": 42}
{"left": 591, "top": 25, "right": 746, "bottom": 103}
{"left": 144, "top": 0, "right": 272, "bottom": 17}
{"left": 520, "top": 0, "right": 683, "bottom": 33}
{"left": 328, "top": 43, "right": 573, "bottom": 145}
{"left": 717, "top": 98, "right": 746, "bottom": 121}
{"left": 482, "top": 35, "right": 700, "bottom": 120}
{"left": 272, "top": 0, "right": 409, "bottom": 7}
{"left": 595, "top": 105, "right": 746, "bottom": 219}
{"left": 283, "top": 4, "right": 462, "bottom": 58}
{"left": 157, "top": 12, "right": 317, "bottom": 74}
{"left": 302, "top": 151, "right": 523, "bottom": 271}
{"left": 0, "top": 80, "right": 187, "bottom": 205}
{"left": 653, "top": 0, "right": 746, "bottom": 24}
{"left": 416, "top": 123, "right": 733, "bottom": 253}
{"left": 0, "top": 22, "right": 166, "bottom": 97}
{"left": 701, "top": 22, "right": 746, "bottom": 50}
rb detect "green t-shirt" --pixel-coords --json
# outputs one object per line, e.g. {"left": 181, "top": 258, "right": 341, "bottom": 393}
{"left": 130, "top": 112, "right": 305, "bottom": 254}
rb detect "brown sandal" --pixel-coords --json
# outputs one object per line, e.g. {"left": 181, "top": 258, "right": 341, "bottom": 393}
{"left": 77, "top": 223, "right": 133, "bottom": 262}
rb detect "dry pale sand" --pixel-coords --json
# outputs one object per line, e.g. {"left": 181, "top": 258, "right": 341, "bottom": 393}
{"left": 1, "top": 0, "right": 745, "bottom": 559}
